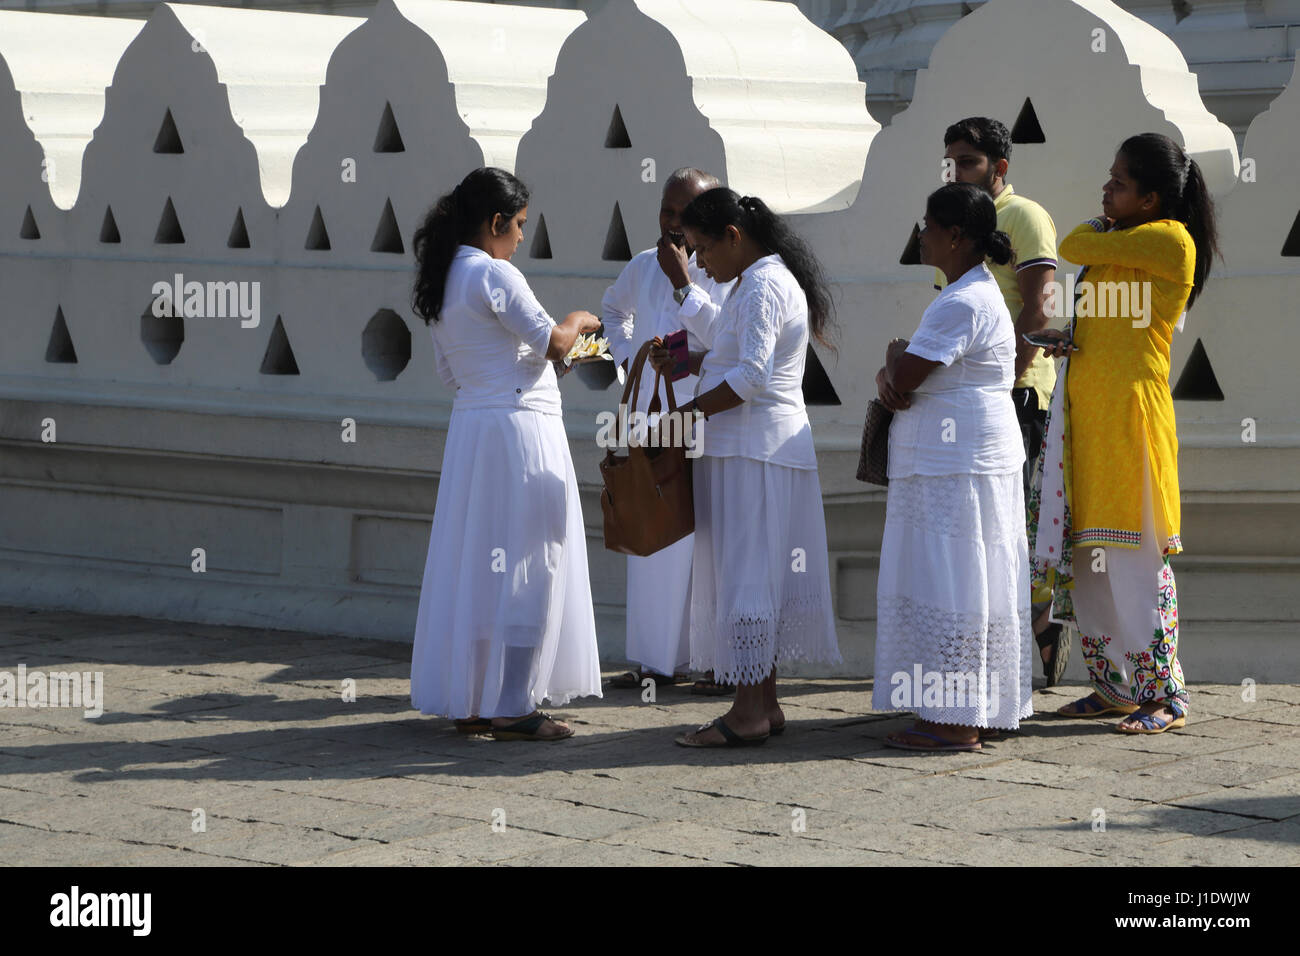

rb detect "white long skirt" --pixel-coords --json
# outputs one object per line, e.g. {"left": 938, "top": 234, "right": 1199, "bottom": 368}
{"left": 625, "top": 533, "right": 692, "bottom": 676}
{"left": 872, "top": 472, "right": 1034, "bottom": 729}
{"left": 690, "top": 455, "right": 841, "bottom": 685}
{"left": 410, "top": 405, "right": 602, "bottom": 718}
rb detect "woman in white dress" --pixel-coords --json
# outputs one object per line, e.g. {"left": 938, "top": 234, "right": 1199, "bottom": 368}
{"left": 409, "top": 167, "right": 604, "bottom": 741}
{"left": 872, "top": 182, "right": 1034, "bottom": 751}
{"left": 651, "top": 188, "right": 841, "bottom": 747}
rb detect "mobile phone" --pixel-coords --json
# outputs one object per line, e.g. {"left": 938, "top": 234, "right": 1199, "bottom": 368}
{"left": 664, "top": 329, "right": 689, "bottom": 381}
{"left": 1023, "top": 331, "right": 1079, "bottom": 351}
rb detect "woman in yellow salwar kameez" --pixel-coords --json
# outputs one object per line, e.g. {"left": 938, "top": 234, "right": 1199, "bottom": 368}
{"left": 1031, "top": 133, "right": 1219, "bottom": 734}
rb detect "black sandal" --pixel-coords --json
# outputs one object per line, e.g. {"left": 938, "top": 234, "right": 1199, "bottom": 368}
{"left": 1035, "top": 622, "right": 1071, "bottom": 687}
{"left": 674, "top": 717, "right": 768, "bottom": 748}
{"left": 609, "top": 669, "right": 683, "bottom": 689}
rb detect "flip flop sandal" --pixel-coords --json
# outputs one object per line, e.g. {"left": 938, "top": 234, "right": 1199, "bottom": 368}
{"left": 674, "top": 717, "right": 768, "bottom": 748}
{"left": 648, "top": 672, "right": 687, "bottom": 686}
{"left": 1056, "top": 694, "right": 1139, "bottom": 718}
{"left": 1116, "top": 703, "right": 1187, "bottom": 735}
{"left": 769, "top": 722, "right": 786, "bottom": 736}
{"left": 883, "top": 728, "right": 982, "bottom": 752}
{"left": 491, "top": 711, "right": 574, "bottom": 742}
{"left": 1035, "top": 622, "right": 1071, "bottom": 687}
{"left": 454, "top": 718, "right": 492, "bottom": 735}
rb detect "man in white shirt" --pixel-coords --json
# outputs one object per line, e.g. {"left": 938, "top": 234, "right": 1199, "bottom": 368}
{"left": 602, "top": 167, "right": 733, "bottom": 691}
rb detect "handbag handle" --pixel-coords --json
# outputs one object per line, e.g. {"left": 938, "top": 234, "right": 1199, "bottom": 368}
{"left": 618, "top": 339, "right": 680, "bottom": 418}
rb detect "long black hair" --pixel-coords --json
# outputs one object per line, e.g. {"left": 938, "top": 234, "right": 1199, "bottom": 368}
{"left": 926, "top": 182, "right": 1013, "bottom": 265}
{"left": 1117, "top": 132, "right": 1220, "bottom": 308}
{"left": 411, "top": 167, "right": 530, "bottom": 324}
{"left": 680, "top": 187, "right": 836, "bottom": 352}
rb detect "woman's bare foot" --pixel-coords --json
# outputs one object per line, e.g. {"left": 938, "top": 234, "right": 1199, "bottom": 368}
{"left": 767, "top": 706, "right": 786, "bottom": 734}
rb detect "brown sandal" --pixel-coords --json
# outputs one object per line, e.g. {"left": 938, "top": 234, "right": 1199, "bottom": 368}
{"left": 690, "top": 671, "right": 735, "bottom": 696}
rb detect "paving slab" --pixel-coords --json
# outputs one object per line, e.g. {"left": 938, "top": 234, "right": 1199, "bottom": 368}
{"left": 2, "top": 606, "right": 1298, "bottom": 865}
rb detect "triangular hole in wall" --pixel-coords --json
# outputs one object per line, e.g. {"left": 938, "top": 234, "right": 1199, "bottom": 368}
{"left": 259, "top": 315, "right": 300, "bottom": 375}
{"left": 20, "top": 205, "right": 39, "bottom": 239}
{"left": 899, "top": 222, "right": 922, "bottom": 265}
{"left": 602, "top": 202, "right": 632, "bottom": 261}
{"left": 1010, "top": 97, "right": 1046, "bottom": 144}
{"left": 100, "top": 206, "right": 121, "bottom": 243}
{"left": 371, "top": 198, "right": 404, "bottom": 253}
{"left": 1281, "top": 209, "right": 1300, "bottom": 256}
{"left": 531, "top": 213, "right": 552, "bottom": 259}
{"left": 228, "top": 207, "right": 250, "bottom": 248}
{"left": 154, "top": 108, "right": 184, "bottom": 153}
{"left": 374, "top": 101, "right": 405, "bottom": 152}
{"left": 1171, "top": 338, "right": 1224, "bottom": 401}
{"left": 801, "top": 343, "right": 841, "bottom": 405}
{"left": 306, "top": 206, "right": 331, "bottom": 250}
{"left": 604, "top": 104, "right": 631, "bottom": 149}
{"left": 45, "top": 306, "right": 77, "bottom": 364}
{"left": 154, "top": 197, "right": 184, "bottom": 244}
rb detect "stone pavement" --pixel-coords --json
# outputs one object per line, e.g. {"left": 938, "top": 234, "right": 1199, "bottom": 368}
{"left": 1, "top": 606, "right": 1297, "bottom": 866}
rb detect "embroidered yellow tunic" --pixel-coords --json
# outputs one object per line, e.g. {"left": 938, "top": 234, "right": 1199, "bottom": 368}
{"left": 1059, "top": 218, "right": 1194, "bottom": 553}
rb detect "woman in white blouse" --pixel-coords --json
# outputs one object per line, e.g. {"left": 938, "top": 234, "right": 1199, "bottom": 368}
{"left": 872, "top": 182, "right": 1034, "bottom": 751}
{"left": 409, "top": 167, "right": 604, "bottom": 741}
{"left": 651, "top": 188, "right": 841, "bottom": 747}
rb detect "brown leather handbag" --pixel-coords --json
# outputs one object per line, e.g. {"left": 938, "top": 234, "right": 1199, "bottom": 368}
{"left": 599, "top": 340, "right": 695, "bottom": 555}
{"left": 856, "top": 398, "right": 893, "bottom": 486}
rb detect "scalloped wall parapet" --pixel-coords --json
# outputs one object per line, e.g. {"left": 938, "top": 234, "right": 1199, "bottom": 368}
{"left": 2, "top": 0, "right": 1295, "bottom": 435}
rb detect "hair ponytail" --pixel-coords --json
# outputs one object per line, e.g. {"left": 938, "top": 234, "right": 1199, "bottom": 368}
{"left": 1178, "top": 156, "right": 1219, "bottom": 308}
{"left": 681, "top": 188, "right": 837, "bottom": 353}
{"left": 412, "top": 167, "right": 530, "bottom": 324}
{"left": 1117, "top": 133, "right": 1220, "bottom": 308}
{"left": 982, "top": 229, "right": 1012, "bottom": 266}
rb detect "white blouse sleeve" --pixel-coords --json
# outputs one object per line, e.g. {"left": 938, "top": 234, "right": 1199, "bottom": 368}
{"left": 907, "top": 292, "right": 976, "bottom": 366}
{"left": 721, "top": 276, "right": 779, "bottom": 402}
{"left": 486, "top": 260, "right": 557, "bottom": 359}
{"left": 600, "top": 258, "right": 641, "bottom": 368}
{"left": 677, "top": 285, "right": 722, "bottom": 349}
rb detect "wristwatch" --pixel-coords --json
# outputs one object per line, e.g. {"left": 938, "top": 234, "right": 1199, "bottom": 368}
{"left": 672, "top": 284, "right": 691, "bottom": 306}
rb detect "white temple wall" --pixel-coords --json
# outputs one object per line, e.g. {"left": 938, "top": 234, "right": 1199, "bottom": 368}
{"left": 0, "top": 0, "right": 1295, "bottom": 681}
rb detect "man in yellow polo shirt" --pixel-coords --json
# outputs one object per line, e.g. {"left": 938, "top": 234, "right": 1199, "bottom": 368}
{"left": 935, "top": 116, "right": 1070, "bottom": 686}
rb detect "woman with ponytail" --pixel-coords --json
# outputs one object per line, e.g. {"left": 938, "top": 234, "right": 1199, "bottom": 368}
{"left": 1032, "top": 134, "right": 1219, "bottom": 734}
{"left": 408, "top": 167, "right": 604, "bottom": 741}
{"left": 650, "top": 187, "right": 841, "bottom": 747}
{"left": 872, "top": 182, "right": 1034, "bottom": 750}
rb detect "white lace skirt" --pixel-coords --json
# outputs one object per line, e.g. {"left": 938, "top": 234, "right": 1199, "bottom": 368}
{"left": 409, "top": 405, "right": 602, "bottom": 718}
{"left": 872, "top": 471, "right": 1034, "bottom": 729}
{"left": 690, "top": 455, "right": 841, "bottom": 685}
